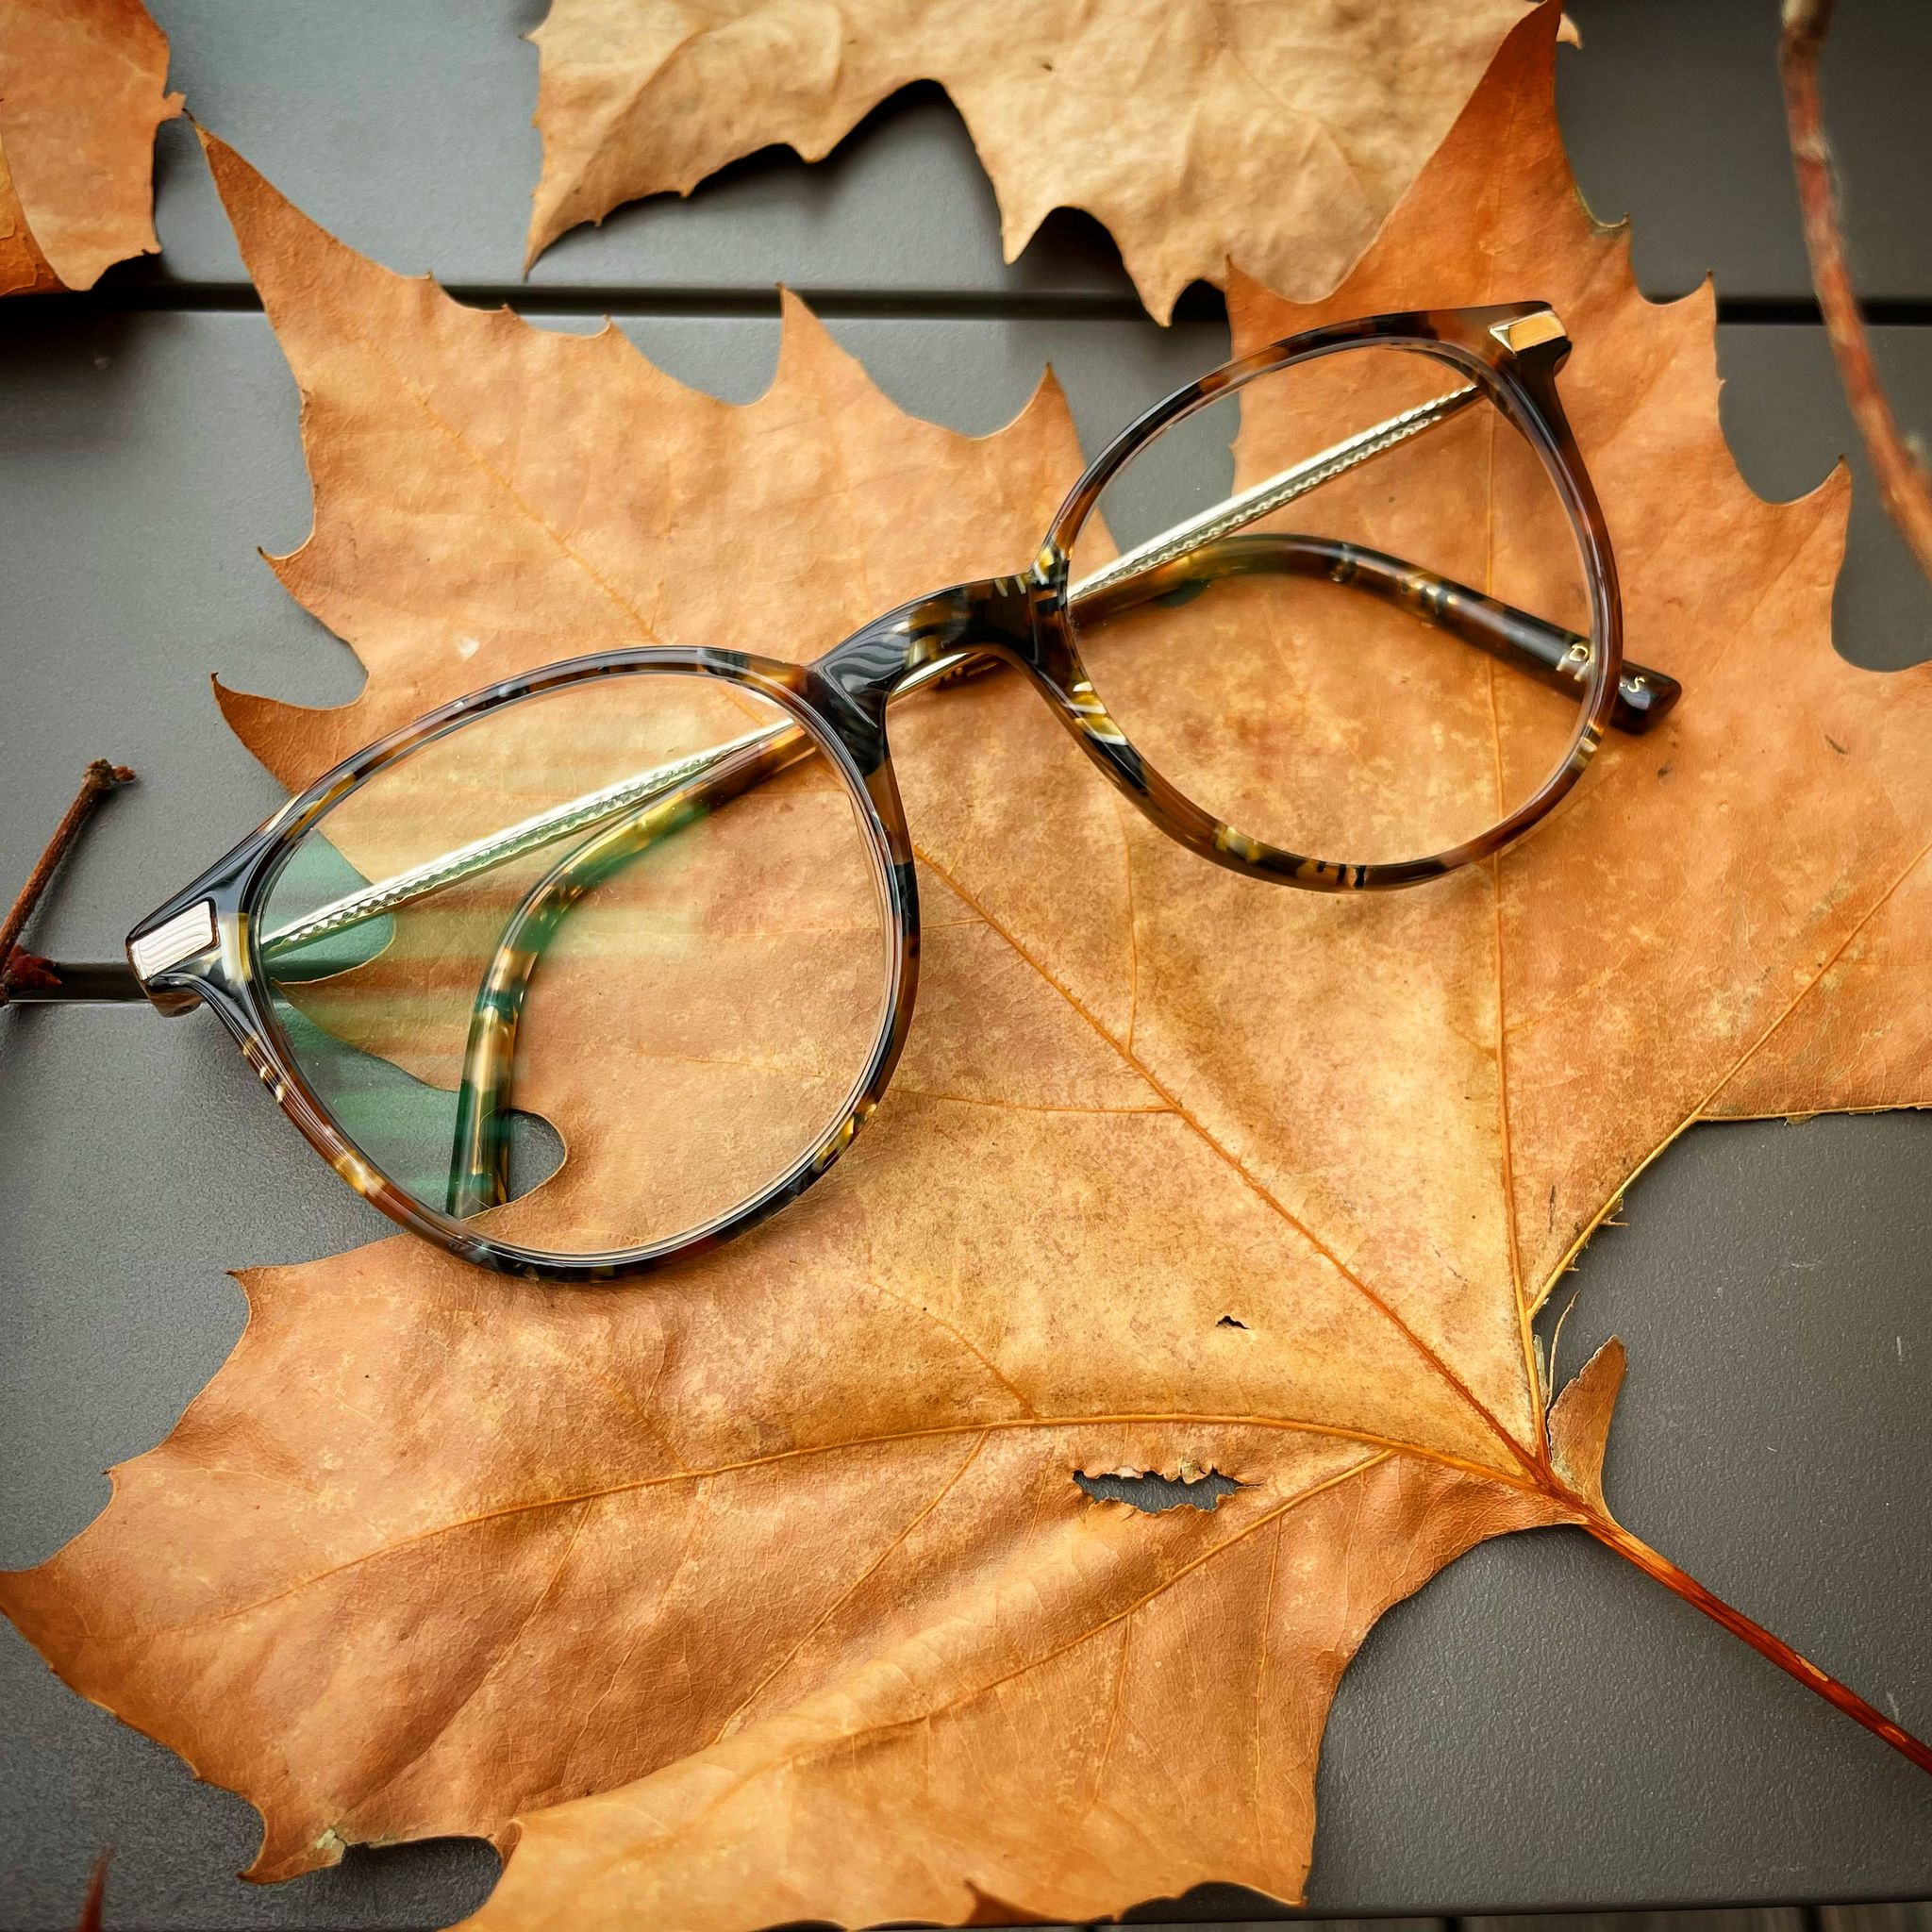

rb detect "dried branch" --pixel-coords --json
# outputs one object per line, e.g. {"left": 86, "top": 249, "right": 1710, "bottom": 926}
{"left": 1781, "top": 0, "right": 1932, "bottom": 582}
{"left": 0, "top": 758, "right": 135, "bottom": 1005}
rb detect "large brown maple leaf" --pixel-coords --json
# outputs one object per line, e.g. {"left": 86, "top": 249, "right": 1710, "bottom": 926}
{"left": 522, "top": 0, "right": 1558, "bottom": 321}
{"left": 4, "top": 8, "right": 1930, "bottom": 1924}
{"left": 0, "top": 0, "right": 180, "bottom": 296}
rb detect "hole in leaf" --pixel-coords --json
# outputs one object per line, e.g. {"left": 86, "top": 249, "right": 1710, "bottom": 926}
{"left": 1216, "top": 1314, "right": 1248, "bottom": 1329}
{"left": 503, "top": 1109, "right": 566, "bottom": 1202}
{"left": 1074, "top": 1470, "right": 1241, "bottom": 1514}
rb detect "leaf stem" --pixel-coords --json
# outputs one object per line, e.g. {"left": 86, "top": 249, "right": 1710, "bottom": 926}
{"left": 1579, "top": 1504, "right": 1932, "bottom": 1775}
{"left": 0, "top": 758, "right": 135, "bottom": 1003}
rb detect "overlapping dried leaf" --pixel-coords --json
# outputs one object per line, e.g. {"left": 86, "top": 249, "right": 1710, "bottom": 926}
{"left": 0, "top": 0, "right": 179, "bottom": 295}
{"left": 524, "top": 0, "right": 1556, "bottom": 320}
{"left": 4, "top": 9, "right": 1929, "bottom": 1925}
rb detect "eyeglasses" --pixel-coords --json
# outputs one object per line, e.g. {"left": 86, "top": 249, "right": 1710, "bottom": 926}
{"left": 18, "top": 304, "right": 1677, "bottom": 1282}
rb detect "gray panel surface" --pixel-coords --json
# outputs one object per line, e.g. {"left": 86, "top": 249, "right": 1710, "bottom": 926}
{"left": 3, "top": 299, "right": 1930, "bottom": 1925}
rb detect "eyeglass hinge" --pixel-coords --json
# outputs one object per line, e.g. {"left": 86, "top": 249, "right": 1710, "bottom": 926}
{"left": 128, "top": 899, "right": 217, "bottom": 978}
{"left": 1491, "top": 309, "right": 1567, "bottom": 355}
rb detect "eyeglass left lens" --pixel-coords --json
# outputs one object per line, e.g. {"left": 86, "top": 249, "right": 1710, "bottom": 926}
{"left": 255, "top": 669, "right": 894, "bottom": 1259}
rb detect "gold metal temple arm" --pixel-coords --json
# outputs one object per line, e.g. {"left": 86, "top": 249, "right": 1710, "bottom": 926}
{"left": 262, "top": 726, "right": 774, "bottom": 957}
{"left": 1070, "top": 383, "right": 1480, "bottom": 605}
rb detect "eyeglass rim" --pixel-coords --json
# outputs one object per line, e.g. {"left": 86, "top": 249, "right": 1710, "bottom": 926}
{"left": 162, "top": 653, "right": 921, "bottom": 1283}
{"left": 1032, "top": 306, "right": 1624, "bottom": 891}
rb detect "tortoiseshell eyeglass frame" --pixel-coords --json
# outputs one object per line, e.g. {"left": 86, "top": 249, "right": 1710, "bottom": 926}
{"left": 26, "top": 303, "right": 1676, "bottom": 1284}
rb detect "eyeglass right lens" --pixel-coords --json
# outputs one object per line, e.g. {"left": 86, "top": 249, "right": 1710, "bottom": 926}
{"left": 1065, "top": 341, "right": 1597, "bottom": 871}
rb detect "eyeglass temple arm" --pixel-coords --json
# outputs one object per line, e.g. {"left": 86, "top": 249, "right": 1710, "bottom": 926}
{"left": 441, "top": 729, "right": 805, "bottom": 1218}
{"left": 1063, "top": 377, "right": 1673, "bottom": 732}
{"left": 1075, "top": 531, "right": 1679, "bottom": 733}
{"left": 3, "top": 958, "right": 146, "bottom": 1003}
{"left": 924, "top": 381, "right": 1674, "bottom": 731}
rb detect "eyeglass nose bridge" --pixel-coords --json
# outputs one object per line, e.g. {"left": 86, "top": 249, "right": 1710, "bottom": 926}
{"left": 808, "top": 571, "right": 1058, "bottom": 741}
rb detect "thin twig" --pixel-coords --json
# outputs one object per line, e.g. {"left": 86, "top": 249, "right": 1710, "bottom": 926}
{"left": 1781, "top": 0, "right": 1932, "bottom": 581}
{"left": 0, "top": 758, "right": 135, "bottom": 1003}
{"left": 72, "top": 1850, "right": 110, "bottom": 1932}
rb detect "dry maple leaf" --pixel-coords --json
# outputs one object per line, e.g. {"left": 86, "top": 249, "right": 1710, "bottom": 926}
{"left": 0, "top": 0, "right": 180, "bottom": 296}
{"left": 5, "top": 9, "right": 1932, "bottom": 1924}
{"left": 522, "top": 0, "right": 1564, "bottom": 321}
